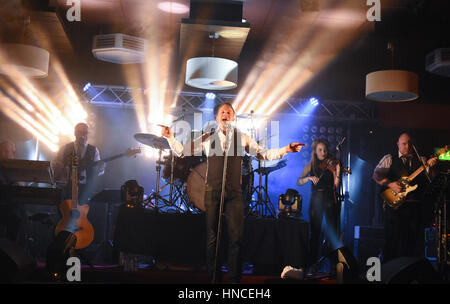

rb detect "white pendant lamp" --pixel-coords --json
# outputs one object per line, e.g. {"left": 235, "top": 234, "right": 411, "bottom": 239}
{"left": 185, "top": 57, "right": 238, "bottom": 90}
{"left": 0, "top": 43, "right": 49, "bottom": 78}
{"left": 185, "top": 32, "right": 238, "bottom": 90}
{"left": 365, "top": 70, "right": 419, "bottom": 102}
{"left": 365, "top": 42, "right": 419, "bottom": 102}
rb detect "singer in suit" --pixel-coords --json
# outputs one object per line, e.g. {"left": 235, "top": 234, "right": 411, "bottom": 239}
{"left": 161, "top": 102, "right": 304, "bottom": 283}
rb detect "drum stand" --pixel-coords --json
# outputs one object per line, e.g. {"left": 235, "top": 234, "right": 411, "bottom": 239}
{"left": 149, "top": 150, "right": 193, "bottom": 213}
{"left": 146, "top": 148, "right": 170, "bottom": 211}
{"left": 247, "top": 159, "right": 277, "bottom": 218}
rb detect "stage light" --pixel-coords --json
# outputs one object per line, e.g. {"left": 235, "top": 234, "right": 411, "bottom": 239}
{"left": 83, "top": 83, "right": 91, "bottom": 92}
{"left": 328, "top": 127, "right": 335, "bottom": 134}
{"left": 302, "top": 125, "right": 309, "bottom": 133}
{"left": 319, "top": 126, "right": 326, "bottom": 133}
{"left": 309, "top": 97, "right": 319, "bottom": 107}
{"left": 336, "top": 127, "right": 343, "bottom": 135}
{"left": 278, "top": 189, "right": 302, "bottom": 218}
{"left": 205, "top": 92, "right": 216, "bottom": 100}
{"left": 311, "top": 126, "right": 317, "bottom": 133}
{"left": 121, "top": 180, "right": 144, "bottom": 208}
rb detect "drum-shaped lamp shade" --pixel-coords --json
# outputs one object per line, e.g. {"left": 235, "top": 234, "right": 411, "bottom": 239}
{"left": 365, "top": 70, "right": 418, "bottom": 102}
{"left": 185, "top": 57, "right": 238, "bottom": 90}
{"left": 0, "top": 44, "right": 49, "bottom": 78}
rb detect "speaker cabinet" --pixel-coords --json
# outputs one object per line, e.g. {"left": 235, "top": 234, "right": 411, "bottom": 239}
{"left": 0, "top": 238, "right": 36, "bottom": 282}
{"left": 381, "top": 257, "right": 441, "bottom": 283}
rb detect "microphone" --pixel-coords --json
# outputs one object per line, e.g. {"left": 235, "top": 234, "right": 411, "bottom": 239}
{"left": 225, "top": 121, "right": 235, "bottom": 132}
{"left": 336, "top": 136, "right": 346, "bottom": 150}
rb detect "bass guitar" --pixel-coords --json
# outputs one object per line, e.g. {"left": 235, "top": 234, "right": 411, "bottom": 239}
{"left": 381, "top": 145, "right": 449, "bottom": 210}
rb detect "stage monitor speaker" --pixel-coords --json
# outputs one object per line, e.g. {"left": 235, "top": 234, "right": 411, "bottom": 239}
{"left": 0, "top": 238, "right": 36, "bottom": 282}
{"left": 381, "top": 257, "right": 441, "bottom": 284}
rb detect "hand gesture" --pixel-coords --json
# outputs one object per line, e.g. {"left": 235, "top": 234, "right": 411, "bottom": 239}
{"left": 159, "top": 125, "right": 172, "bottom": 138}
{"left": 388, "top": 181, "right": 403, "bottom": 194}
{"left": 286, "top": 142, "right": 306, "bottom": 153}
{"left": 310, "top": 176, "right": 319, "bottom": 185}
{"left": 427, "top": 157, "right": 438, "bottom": 168}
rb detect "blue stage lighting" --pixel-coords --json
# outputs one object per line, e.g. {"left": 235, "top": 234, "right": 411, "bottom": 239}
{"left": 309, "top": 97, "right": 319, "bottom": 106}
{"left": 83, "top": 83, "right": 91, "bottom": 92}
{"left": 205, "top": 92, "right": 216, "bottom": 99}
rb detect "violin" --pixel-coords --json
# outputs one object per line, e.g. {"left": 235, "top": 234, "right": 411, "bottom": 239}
{"left": 319, "top": 157, "right": 352, "bottom": 175}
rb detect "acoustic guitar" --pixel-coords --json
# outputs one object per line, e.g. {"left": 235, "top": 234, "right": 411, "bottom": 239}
{"left": 381, "top": 145, "right": 448, "bottom": 210}
{"left": 55, "top": 147, "right": 141, "bottom": 249}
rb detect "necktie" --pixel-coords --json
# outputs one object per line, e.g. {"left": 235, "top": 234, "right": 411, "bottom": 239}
{"left": 401, "top": 155, "right": 411, "bottom": 170}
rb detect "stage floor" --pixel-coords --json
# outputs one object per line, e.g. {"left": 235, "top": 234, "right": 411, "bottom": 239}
{"left": 24, "top": 261, "right": 336, "bottom": 284}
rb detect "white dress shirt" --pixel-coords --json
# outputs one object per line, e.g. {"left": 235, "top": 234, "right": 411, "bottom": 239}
{"left": 167, "top": 128, "right": 287, "bottom": 161}
{"left": 375, "top": 152, "right": 426, "bottom": 170}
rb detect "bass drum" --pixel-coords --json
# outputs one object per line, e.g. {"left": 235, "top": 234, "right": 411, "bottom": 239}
{"left": 163, "top": 155, "right": 204, "bottom": 182}
{"left": 186, "top": 162, "right": 207, "bottom": 212}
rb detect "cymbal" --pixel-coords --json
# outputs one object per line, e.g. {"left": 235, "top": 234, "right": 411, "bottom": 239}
{"left": 134, "top": 133, "right": 170, "bottom": 150}
{"left": 236, "top": 112, "right": 268, "bottom": 119}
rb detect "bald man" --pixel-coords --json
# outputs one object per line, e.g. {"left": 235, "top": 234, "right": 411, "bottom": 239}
{"left": 53, "top": 123, "right": 105, "bottom": 204}
{"left": 373, "top": 133, "right": 437, "bottom": 262}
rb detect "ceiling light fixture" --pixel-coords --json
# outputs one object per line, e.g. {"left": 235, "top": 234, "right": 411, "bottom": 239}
{"left": 185, "top": 32, "right": 238, "bottom": 90}
{"left": 157, "top": 2, "right": 189, "bottom": 14}
{"left": 0, "top": 43, "right": 49, "bottom": 77}
{"left": 365, "top": 43, "right": 418, "bottom": 102}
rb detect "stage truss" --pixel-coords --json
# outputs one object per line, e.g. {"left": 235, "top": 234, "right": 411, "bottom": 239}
{"left": 82, "top": 84, "right": 377, "bottom": 122}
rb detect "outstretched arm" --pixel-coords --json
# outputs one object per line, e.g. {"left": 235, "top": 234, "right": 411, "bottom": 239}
{"left": 246, "top": 134, "right": 305, "bottom": 161}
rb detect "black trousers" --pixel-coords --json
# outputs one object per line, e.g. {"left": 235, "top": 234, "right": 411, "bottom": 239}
{"left": 383, "top": 201, "right": 422, "bottom": 263}
{"left": 308, "top": 190, "right": 338, "bottom": 266}
{"left": 204, "top": 185, "right": 244, "bottom": 283}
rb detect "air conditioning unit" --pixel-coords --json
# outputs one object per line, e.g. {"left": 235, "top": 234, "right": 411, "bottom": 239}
{"left": 92, "top": 33, "right": 147, "bottom": 64}
{"left": 426, "top": 48, "right": 450, "bottom": 77}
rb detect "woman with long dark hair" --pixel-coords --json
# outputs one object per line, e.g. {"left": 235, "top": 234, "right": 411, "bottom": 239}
{"left": 297, "top": 139, "right": 341, "bottom": 272}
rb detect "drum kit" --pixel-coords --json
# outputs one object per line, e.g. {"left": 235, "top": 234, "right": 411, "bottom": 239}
{"left": 133, "top": 132, "right": 203, "bottom": 213}
{"left": 132, "top": 111, "right": 288, "bottom": 217}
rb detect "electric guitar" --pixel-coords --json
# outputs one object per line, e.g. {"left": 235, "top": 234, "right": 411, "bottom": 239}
{"left": 78, "top": 147, "right": 141, "bottom": 174}
{"left": 381, "top": 145, "right": 449, "bottom": 210}
{"left": 55, "top": 147, "right": 141, "bottom": 249}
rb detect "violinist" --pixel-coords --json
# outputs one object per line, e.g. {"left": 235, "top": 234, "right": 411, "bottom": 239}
{"left": 297, "top": 139, "right": 340, "bottom": 275}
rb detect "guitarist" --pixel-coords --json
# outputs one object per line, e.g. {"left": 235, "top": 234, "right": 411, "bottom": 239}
{"left": 53, "top": 122, "right": 105, "bottom": 204}
{"left": 372, "top": 132, "right": 437, "bottom": 262}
